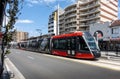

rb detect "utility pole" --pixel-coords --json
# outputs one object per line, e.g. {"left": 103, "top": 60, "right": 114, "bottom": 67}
{"left": 95, "top": 32, "right": 99, "bottom": 46}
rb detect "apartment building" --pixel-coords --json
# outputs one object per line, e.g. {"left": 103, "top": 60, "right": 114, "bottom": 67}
{"left": 63, "top": 4, "right": 78, "bottom": 34}
{"left": 59, "top": 13, "right": 65, "bottom": 34}
{"left": 48, "top": 11, "right": 55, "bottom": 35}
{"left": 48, "top": 8, "right": 64, "bottom": 35}
{"left": 78, "top": 0, "right": 118, "bottom": 31}
{"left": 48, "top": 0, "right": 118, "bottom": 35}
{"left": 12, "top": 31, "right": 29, "bottom": 42}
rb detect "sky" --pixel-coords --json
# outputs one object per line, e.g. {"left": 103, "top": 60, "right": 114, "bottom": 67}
{"left": 14, "top": 0, "right": 76, "bottom": 37}
{"left": 14, "top": 0, "right": 120, "bottom": 37}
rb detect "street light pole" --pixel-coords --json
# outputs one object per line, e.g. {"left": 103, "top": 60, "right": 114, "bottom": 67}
{"left": 95, "top": 32, "right": 98, "bottom": 46}
{"left": 36, "top": 29, "right": 42, "bottom": 36}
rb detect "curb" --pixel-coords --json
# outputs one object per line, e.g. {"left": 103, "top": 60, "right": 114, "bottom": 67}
{"left": 4, "top": 57, "right": 25, "bottom": 79}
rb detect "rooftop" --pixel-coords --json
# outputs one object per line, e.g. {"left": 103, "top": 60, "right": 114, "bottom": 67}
{"left": 110, "top": 20, "right": 120, "bottom": 27}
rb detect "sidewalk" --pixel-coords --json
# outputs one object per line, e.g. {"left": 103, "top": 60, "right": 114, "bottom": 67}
{"left": 0, "top": 65, "right": 10, "bottom": 79}
{"left": 101, "top": 51, "right": 120, "bottom": 60}
{"left": 0, "top": 56, "right": 25, "bottom": 79}
{"left": 0, "top": 58, "right": 10, "bottom": 79}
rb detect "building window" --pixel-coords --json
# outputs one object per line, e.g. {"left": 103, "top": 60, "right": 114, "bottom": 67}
{"left": 111, "top": 28, "right": 119, "bottom": 34}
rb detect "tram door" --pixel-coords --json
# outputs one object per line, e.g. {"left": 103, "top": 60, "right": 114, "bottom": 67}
{"left": 67, "top": 37, "right": 76, "bottom": 56}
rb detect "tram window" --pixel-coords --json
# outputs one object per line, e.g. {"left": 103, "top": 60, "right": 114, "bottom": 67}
{"left": 38, "top": 39, "right": 43, "bottom": 47}
{"left": 40, "top": 38, "right": 48, "bottom": 50}
{"left": 53, "top": 39, "right": 67, "bottom": 50}
{"left": 77, "top": 37, "right": 89, "bottom": 51}
{"left": 67, "top": 39, "right": 71, "bottom": 49}
{"left": 53, "top": 39, "right": 59, "bottom": 49}
{"left": 59, "top": 39, "right": 67, "bottom": 50}
{"left": 67, "top": 37, "right": 76, "bottom": 50}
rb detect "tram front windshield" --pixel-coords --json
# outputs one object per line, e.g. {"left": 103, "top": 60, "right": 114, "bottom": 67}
{"left": 84, "top": 32, "right": 98, "bottom": 50}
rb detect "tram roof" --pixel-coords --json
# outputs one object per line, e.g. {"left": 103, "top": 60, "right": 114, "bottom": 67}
{"left": 52, "top": 31, "right": 83, "bottom": 39}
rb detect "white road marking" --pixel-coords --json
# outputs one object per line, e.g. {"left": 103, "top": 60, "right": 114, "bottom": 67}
{"left": 42, "top": 54, "right": 120, "bottom": 71}
{"left": 15, "top": 52, "right": 20, "bottom": 54}
{"left": 27, "top": 56, "right": 34, "bottom": 60}
{"left": 98, "top": 59, "right": 120, "bottom": 66}
{"left": 5, "top": 58, "right": 26, "bottom": 79}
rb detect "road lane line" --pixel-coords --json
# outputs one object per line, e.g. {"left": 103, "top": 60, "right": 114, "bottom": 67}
{"left": 5, "top": 58, "right": 26, "bottom": 79}
{"left": 27, "top": 56, "right": 34, "bottom": 60}
{"left": 42, "top": 54, "right": 120, "bottom": 71}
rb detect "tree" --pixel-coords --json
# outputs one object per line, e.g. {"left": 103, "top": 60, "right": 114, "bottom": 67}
{"left": 0, "top": 0, "right": 24, "bottom": 77}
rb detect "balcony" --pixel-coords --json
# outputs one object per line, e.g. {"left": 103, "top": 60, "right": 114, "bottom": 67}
{"left": 65, "top": 19, "right": 76, "bottom": 24}
{"left": 80, "top": 2, "right": 100, "bottom": 11}
{"left": 59, "top": 15, "right": 64, "bottom": 20}
{"left": 48, "top": 29, "right": 54, "bottom": 32}
{"left": 80, "top": 14, "right": 100, "bottom": 22}
{"left": 48, "top": 26, "right": 54, "bottom": 30}
{"left": 80, "top": 24, "right": 88, "bottom": 27}
{"left": 59, "top": 21, "right": 64, "bottom": 25}
{"left": 59, "top": 17, "right": 64, "bottom": 20}
{"left": 79, "top": 0, "right": 94, "bottom": 6}
{"left": 65, "top": 9, "right": 77, "bottom": 14}
{"left": 65, "top": 14, "right": 76, "bottom": 19}
{"left": 80, "top": 8, "right": 100, "bottom": 16}
{"left": 64, "top": 25, "right": 76, "bottom": 30}
{"left": 48, "top": 23, "right": 54, "bottom": 27}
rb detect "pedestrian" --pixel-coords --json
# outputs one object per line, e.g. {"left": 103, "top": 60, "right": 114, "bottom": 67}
{"left": 115, "top": 44, "right": 119, "bottom": 56}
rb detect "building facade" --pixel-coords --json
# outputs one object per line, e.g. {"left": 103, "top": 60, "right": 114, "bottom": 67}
{"left": 110, "top": 20, "right": 120, "bottom": 39}
{"left": 89, "top": 22, "right": 111, "bottom": 41}
{"left": 48, "top": 11, "right": 55, "bottom": 35}
{"left": 48, "top": 0, "right": 118, "bottom": 35}
{"left": 13, "top": 31, "right": 29, "bottom": 42}
{"left": 78, "top": 0, "right": 118, "bottom": 31}
{"left": 89, "top": 20, "right": 120, "bottom": 51}
{"left": 48, "top": 8, "right": 64, "bottom": 35}
{"left": 63, "top": 4, "right": 78, "bottom": 34}
{"left": 89, "top": 22, "right": 111, "bottom": 50}
{"left": 109, "top": 20, "right": 120, "bottom": 51}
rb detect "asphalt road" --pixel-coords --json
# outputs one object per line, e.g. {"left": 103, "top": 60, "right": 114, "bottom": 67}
{"left": 8, "top": 49, "right": 120, "bottom": 79}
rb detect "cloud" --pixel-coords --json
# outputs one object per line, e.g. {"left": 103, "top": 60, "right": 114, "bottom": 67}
{"left": 26, "top": 0, "right": 76, "bottom": 7}
{"left": 69, "top": 0, "right": 76, "bottom": 3}
{"left": 29, "top": 0, "right": 39, "bottom": 4}
{"left": 44, "top": 0, "right": 56, "bottom": 3}
{"left": 27, "top": 0, "right": 57, "bottom": 5}
{"left": 17, "top": 19, "right": 34, "bottom": 24}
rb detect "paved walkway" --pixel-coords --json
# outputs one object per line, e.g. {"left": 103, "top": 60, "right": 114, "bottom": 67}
{"left": 0, "top": 61, "right": 10, "bottom": 79}
{"left": 0, "top": 66, "right": 10, "bottom": 79}
{"left": 101, "top": 51, "right": 120, "bottom": 61}
{"left": 0, "top": 50, "right": 10, "bottom": 79}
